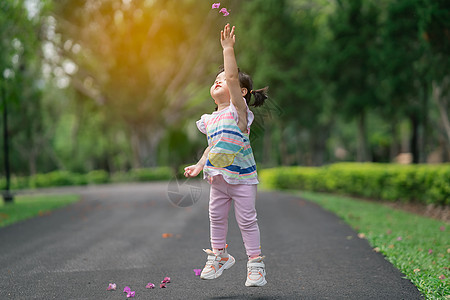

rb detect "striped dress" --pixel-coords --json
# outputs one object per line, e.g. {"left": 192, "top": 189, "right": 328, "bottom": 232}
{"left": 196, "top": 100, "right": 259, "bottom": 185}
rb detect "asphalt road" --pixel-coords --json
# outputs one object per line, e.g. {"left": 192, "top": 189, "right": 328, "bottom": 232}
{"left": 0, "top": 181, "right": 423, "bottom": 299}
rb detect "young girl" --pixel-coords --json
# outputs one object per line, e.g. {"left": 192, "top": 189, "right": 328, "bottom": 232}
{"left": 184, "top": 23, "right": 268, "bottom": 287}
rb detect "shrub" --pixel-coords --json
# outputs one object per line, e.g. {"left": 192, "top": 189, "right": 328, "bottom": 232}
{"left": 87, "top": 170, "right": 110, "bottom": 184}
{"left": 128, "top": 167, "right": 174, "bottom": 181}
{"left": 260, "top": 163, "right": 450, "bottom": 206}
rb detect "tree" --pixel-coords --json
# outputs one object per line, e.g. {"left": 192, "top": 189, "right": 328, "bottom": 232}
{"left": 52, "top": 0, "right": 224, "bottom": 167}
{"left": 327, "top": 0, "right": 380, "bottom": 162}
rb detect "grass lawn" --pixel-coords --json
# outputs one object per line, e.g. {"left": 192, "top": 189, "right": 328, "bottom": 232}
{"left": 294, "top": 191, "right": 449, "bottom": 300}
{"left": 0, "top": 194, "right": 80, "bottom": 228}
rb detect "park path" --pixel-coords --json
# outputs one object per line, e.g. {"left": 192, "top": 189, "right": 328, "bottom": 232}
{"left": 0, "top": 181, "right": 422, "bottom": 299}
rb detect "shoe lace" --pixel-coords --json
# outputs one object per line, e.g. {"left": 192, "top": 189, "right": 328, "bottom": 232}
{"left": 206, "top": 255, "right": 219, "bottom": 267}
{"left": 248, "top": 263, "right": 263, "bottom": 274}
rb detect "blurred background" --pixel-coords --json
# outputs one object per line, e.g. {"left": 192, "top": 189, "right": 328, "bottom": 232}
{"left": 1, "top": 0, "right": 449, "bottom": 180}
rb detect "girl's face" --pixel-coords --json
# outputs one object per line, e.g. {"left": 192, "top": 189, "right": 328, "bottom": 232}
{"left": 210, "top": 72, "right": 230, "bottom": 104}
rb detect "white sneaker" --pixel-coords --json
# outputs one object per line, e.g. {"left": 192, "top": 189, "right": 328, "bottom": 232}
{"left": 245, "top": 256, "right": 267, "bottom": 287}
{"left": 200, "top": 249, "right": 235, "bottom": 280}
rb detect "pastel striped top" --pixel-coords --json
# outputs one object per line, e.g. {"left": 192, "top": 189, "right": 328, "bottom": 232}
{"left": 196, "top": 100, "right": 259, "bottom": 185}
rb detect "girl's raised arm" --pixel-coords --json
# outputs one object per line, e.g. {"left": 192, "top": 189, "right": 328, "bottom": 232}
{"left": 221, "top": 24, "right": 248, "bottom": 118}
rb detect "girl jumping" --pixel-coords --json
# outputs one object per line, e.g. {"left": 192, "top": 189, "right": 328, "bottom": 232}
{"left": 184, "top": 23, "right": 268, "bottom": 287}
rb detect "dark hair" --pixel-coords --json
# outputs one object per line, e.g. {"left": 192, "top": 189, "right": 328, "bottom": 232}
{"left": 216, "top": 66, "right": 268, "bottom": 107}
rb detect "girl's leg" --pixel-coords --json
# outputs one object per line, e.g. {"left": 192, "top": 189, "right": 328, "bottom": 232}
{"left": 230, "top": 184, "right": 261, "bottom": 257}
{"left": 209, "top": 175, "right": 232, "bottom": 250}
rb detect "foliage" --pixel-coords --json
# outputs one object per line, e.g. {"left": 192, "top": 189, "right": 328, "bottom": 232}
{"left": 0, "top": 167, "right": 174, "bottom": 190}
{"left": 0, "top": 194, "right": 80, "bottom": 228}
{"left": 298, "top": 191, "right": 449, "bottom": 300}
{"left": 260, "top": 163, "right": 450, "bottom": 205}
{"left": 1, "top": 0, "right": 450, "bottom": 178}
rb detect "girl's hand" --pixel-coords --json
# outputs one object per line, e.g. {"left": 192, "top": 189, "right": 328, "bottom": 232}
{"left": 184, "top": 164, "right": 203, "bottom": 178}
{"left": 221, "top": 23, "right": 235, "bottom": 50}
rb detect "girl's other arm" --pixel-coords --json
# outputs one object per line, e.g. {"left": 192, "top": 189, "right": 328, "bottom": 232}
{"left": 221, "top": 24, "right": 248, "bottom": 116}
{"left": 184, "top": 145, "right": 211, "bottom": 177}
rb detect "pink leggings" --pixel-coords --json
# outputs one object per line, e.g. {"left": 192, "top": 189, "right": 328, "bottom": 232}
{"left": 209, "top": 175, "right": 261, "bottom": 257}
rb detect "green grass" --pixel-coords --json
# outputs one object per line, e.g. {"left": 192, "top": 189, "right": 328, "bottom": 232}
{"left": 294, "top": 191, "right": 449, "bottom": 300}
{"left": 0, "top": 194, "right": 80, "bottom": 228}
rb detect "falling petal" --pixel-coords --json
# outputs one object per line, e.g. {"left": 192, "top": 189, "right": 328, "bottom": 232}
{"left": 194, "top": 269, "right": 202, "bottom": 276}
{"left": 428, "top": 249, "right": 433, "bottom": 254}
{"left": 212, "top": 3, "right": 220, "bottom": 9}
{"left": 396, "top": 236, "right": 402, "bottom": 241}
{"left": 219, "top": 8, "right": 230, "bottom": 16}
{"left": 127, "top": 291, "right": 136, "bottom": 298}
{"left": 160, "top": 283, "right": 166, "bottom": 288}
{"left": 146, "top": 283, "right": 155, "bottom": 289}
{"left": 123, "top": 286, "right": 131, "bottom": 294}
{"left": 107, "top": 283, "right": 117, "bottom": 291}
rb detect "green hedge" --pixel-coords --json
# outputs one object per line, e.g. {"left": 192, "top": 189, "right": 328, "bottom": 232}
{"left": 0, "top": 167, "right": 175, "bottom": 190}
{"left": 260, "top": 163, "right": 450, "bottom": 206}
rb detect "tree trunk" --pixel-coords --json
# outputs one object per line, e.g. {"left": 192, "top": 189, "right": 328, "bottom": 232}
{"left": 389, "top": 120, "right": 399, "bottom": 162}
{"left": 356, "top": 112, "right": 369, "bottom": 162}
{"left": 129, "top": 123, "right": 164, "bottom": 168}
{"left": 433, "top": 80, "right": 450, "bottom": 145}
{"left": 262, "top": 121, "right": 273, "bottom": 166}
{"left": 410, "top": 113, "right": 419, "bottom": 164}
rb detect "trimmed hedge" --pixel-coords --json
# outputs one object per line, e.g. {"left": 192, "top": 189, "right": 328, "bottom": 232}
{"left": 0, "top": 167, "right": 175, "bottom": 190}
{"left": 259, "top": 163, "right": 450, "bottom": 206}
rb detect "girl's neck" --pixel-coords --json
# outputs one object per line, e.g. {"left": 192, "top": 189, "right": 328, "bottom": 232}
{"left": 217, "top": 103, "right": 229, "bottom": 112}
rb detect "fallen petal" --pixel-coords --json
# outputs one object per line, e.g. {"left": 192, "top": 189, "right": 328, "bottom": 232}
{"left": 163, "top": 277, "right": 171, "bottom": 283}
{"left": 222, "top": 11, "right": 229, "bottom": 16}
{"left": 439, "top": 275, "right": 446, "bottom": 280}
{"left": 146, "top": 282, "right": 155, "bottom": 289}
{"left": 160, "top": 283, "right": 166, "bottom": 288}
{"left": 396, "top": 236, "right": 402, "bottom": 241}
{"left": 194, "top": 269, "right": 202, "bottom": 276}
{"left": 127, "top": 291, "right": 136, "bottom": 298}
{"left": 373, "top": 247, "right": 380, "bottom": 253}
{"left": 439, "top": 226, "right": 445, "bottom": 231}
{"left": 357, "top": 233, "right": 366, "bottom": 239}
{"left": 107, "top": 283, "right": 117, "bottom": 291}
{"left": 212, "top": 3, "right": 220, "bottom": 9}
{"left": 428, "top": 249, "right": 433, "bottom": 254}
{"left": 123, "top": 286, "right": 131, "bottom": 294}
{"left": 413, "top": 268, "right": 420, "bottom": 273}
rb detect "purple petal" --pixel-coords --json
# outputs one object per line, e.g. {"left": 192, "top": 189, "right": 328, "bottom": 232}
{"left": 146, "top": 282, "right": 155, "bottom": 289}
{"left": 123, "top": 286, "right": 131, "bottom": 293}
{"left": 194, "top": 269, "right": 202, "bottom": 276}
{"left": 212, "top": 3, "right": 220, "bottom": 9}
{"left": 127, "top": 291, "right": 136, "bottom": 298}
